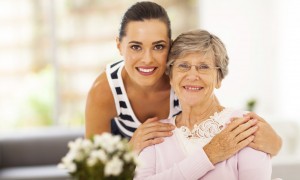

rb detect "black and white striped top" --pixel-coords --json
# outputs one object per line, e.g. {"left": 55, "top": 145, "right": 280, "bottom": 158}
{"left": 106, "top": 60, "right": 181, "bottom": 138}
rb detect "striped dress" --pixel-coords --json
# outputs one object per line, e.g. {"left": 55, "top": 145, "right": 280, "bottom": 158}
{"left": 106, "top": 60, "right": 181, "bottom": 138}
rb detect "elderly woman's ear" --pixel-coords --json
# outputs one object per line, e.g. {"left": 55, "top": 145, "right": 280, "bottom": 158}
{"left": 215, "top": 73, "right": 222, "bottom": 89}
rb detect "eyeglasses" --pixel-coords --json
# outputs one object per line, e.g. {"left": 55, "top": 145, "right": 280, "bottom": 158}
{"left": 171, "top": 62, "right": 220, "bottom": 73}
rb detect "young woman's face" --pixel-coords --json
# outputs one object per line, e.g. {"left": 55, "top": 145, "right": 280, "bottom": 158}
{"left": 170, "top": 52, "right": 221, "bottom": 107}
{"left": 117, "top": 19, "right": 170, "bottom": 87}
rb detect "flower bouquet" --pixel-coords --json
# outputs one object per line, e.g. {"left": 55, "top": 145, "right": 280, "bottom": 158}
{"left": 58, "top": 133, "right": 138, "bottom": 180}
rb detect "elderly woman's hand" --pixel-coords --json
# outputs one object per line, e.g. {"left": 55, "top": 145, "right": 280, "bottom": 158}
{"left": 129, "top": 117, "right": 175, "bottom": 154}
{"left": 203, "top": 116, "right": 258, "bottom": 165}
{"left": 245, "top": 112, "right": 282, "bottom": 157}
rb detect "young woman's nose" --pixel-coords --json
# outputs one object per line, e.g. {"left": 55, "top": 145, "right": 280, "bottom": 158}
{"left": 142, "top": 49, "right": 154, "bottom": 64}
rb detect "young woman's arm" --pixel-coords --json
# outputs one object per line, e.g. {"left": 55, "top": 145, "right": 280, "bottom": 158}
{"left": 85, "top": 73, "right": 174, "bottom": 153}
{"left": 85, "top": 72, "right": 117, "bottom": 138}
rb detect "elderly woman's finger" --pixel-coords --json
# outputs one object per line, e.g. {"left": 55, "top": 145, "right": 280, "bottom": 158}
{"left": 236, "top": 135, "right": 255, "bottom": 150}
{"left": 231, "top": 119, "right": 258, "bottom": 137}
{"left": 235, "top": 125, "right": 258, "bottom": 143}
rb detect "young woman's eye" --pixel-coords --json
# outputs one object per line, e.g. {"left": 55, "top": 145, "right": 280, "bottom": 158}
{"left": 131, "top": 45, "right": 141, "bottom": 51}
{"left": 154, "top": 44, "right": 165, "bottom": 50}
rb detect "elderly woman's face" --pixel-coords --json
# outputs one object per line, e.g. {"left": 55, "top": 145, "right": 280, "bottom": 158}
{"left": 170, "top": 52, "right": 221, "bottom": 107}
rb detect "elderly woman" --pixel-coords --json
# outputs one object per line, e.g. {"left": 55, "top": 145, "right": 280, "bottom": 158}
{"left": 134, "top": 29, "right": 271, "bottom": 180}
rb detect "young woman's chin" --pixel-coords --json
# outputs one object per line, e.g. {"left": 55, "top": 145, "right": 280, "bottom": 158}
{"left": 134, "top": 76, "right": 161, "bottom": 87}
{"left": 135, "top": 69, "right": 165, "bottom": 85}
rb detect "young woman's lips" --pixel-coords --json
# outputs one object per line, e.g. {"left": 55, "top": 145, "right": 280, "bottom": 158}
{"left": 136, "top": 67, "right": 157, "bottom": 76}
{"left": 183, "top": 85, "right": 203, "bottom": 92}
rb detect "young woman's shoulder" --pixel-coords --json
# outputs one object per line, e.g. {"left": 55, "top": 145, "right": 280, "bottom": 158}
{"left": 85, "top": 72, "right": 117, "bottom": 138}
{"left": 88, "top": 72, "right": 113, "bottom": 103}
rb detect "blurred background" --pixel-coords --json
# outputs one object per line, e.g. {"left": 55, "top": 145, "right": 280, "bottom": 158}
{"left": 0, "top": 0, "right": 299, "bottom": 178}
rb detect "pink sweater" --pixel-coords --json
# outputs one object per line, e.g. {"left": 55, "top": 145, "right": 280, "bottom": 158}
{"left": 134, "top": 109, "right": 272, "bottom": 180}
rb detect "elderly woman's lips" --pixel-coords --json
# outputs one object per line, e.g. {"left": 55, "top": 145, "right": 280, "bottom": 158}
{"left": 183, "top": 85, "right": 203, "bottom": 90}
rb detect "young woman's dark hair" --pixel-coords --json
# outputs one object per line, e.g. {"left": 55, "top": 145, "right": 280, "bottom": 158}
{"left": 119, "top": 1, "right": 171, "bottom": 41}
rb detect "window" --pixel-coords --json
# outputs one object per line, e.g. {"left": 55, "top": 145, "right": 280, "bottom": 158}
{"left": 0, "top": 0, "right": 199, "bottom": 132}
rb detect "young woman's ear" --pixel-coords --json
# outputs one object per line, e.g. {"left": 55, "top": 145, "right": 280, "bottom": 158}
{"left": 116, "top": 37, "right": 122, "bottom": 56}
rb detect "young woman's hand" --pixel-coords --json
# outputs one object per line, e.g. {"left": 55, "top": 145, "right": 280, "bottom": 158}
{"left": 203, "top": 116, "right": 258, "bottom": 164}
{"left": 245, "top": 112, "right": 282, "bottom": 156}
{"left": 129, "top": 117, "right": 175, "bottom": 154}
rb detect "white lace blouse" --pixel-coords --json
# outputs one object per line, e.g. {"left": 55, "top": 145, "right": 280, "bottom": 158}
{"left": 174, "top": 108, "right": 238, "bottom": 156}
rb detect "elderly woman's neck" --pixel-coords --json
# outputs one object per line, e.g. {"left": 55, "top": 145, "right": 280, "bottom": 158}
{"left": 177, "top": 96, "right": 223, "bottom": 129}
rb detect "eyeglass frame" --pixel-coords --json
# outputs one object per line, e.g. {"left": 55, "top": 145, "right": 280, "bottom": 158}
{"left": 170, "top": 61, "right": 220, "bottom": 73}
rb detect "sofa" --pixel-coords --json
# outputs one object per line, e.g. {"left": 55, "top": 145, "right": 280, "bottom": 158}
{"left": 1, "top": 125, "right": 299, "bottom": 180}
{"left": 0, "top": 128, "right": 84, "bottom": 180}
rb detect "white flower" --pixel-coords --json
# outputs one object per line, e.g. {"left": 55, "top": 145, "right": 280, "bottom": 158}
{"left": 58, "top": 155, "right": 77, "bottom": 173}
{"left": 87, "top": 156, "right": 98, "bottom": 167}
{"left": 91, "top": 149, "right": 107, "bottom": 162}
{"left": 66, "top": 162, "right": 77, "bottom": 173}
{"left": 82, "top": 139, "right": 94, "bottom": 154}
{"left": 63, "top": 151, "right": 76, "bottom": 163}
{"left": 104, "top": 155, "right": 124, "bottom": 176}
{"left": 59, "top": 133, "right": 137, "bottom": 179}
{"left": 115, "top": 139, "right": 125, "bottom": 150}
{"left": 94, "top": 133, "right": 111, "bottom": 147}
{"left": 94, "top": 133, "right": 123, "bottom": 153}
{"left": 68, "top": 138, "right": 83, "bottom": 151}
{"left": 74, "top": 150, "right": 85, "bottom": 161}
{"left": 123, "top": 151, "right": 134, "bottom": 162}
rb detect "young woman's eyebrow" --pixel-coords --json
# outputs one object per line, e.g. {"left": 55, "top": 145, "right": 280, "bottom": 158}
{"left": 152, "top": 40, "right": 167, "bottom": 45}
{"left": 128, "top": 41, "right": 142, "bottom": 44}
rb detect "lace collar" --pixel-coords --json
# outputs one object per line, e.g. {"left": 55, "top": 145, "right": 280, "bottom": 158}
{"left": 177, "top": 108, "right": 232, "bottom": 139}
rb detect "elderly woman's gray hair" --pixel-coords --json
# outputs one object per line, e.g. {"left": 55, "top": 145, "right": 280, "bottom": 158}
{"left": 166, "top": 29, "right": 229, "bottom": 81}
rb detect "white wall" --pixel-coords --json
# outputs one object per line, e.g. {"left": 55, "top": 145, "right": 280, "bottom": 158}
{"left": 198, "top": 0, "right": 300, "bottom": 123}
{"left": 198, "top": 1, "right": 300, "bottom": 178}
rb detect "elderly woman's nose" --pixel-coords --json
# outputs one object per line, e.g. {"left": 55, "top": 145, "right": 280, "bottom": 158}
{"left": 188, "top": 65, "right": 199, "bottom": 74}
{"left": 185, "top": 66, "right": 200, "bottom": 80}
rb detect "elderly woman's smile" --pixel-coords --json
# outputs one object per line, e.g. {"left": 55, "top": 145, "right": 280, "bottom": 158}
{"left": 183, "top": 85, "right": 203, "bottom": 91}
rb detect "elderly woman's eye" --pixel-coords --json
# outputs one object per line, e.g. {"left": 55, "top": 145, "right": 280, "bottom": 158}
{"left": 199, "top": 64, "right": 210, "bottom": 69}
{"left": 131, "top": 45, "right": 141, "bottom": 51}
{"left": 178, "top": 63, "right": 190, "bottom": 70}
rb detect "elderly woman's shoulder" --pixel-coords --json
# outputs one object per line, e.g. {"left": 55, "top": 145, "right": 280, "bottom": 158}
{"left": 159, "top": 117, "right": 175, "bottom": 125}
{"left": 222, "top": 108, "right": 248, "bottom": 117}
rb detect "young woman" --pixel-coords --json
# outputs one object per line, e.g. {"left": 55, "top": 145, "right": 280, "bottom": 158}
{"left": 85, "top": 1, "right": 281, "bottom": 158}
